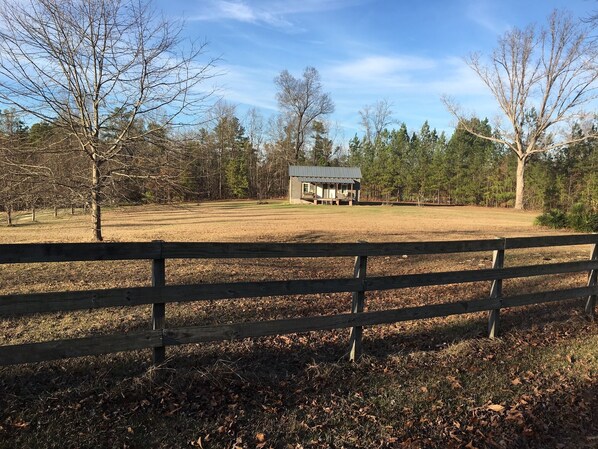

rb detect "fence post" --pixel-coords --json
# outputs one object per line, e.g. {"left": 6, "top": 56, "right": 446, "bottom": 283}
{"left": 585, "top": 242, "right": 597, "bottom": 320}
{"left": 349, "top": 254, "right": 368, "bottom": 362}
{"left": 152, "top": 240, "right": 166, "bottom": 364}
{"left": 488, "top": 238, "right": 505, "bottom": 338}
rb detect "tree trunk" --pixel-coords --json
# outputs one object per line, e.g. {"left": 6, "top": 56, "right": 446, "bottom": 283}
{"left": 91, "top": 161, "right": 103, "bottom": 241}
{"left": 514, "top": 157, "right": 526, "bottom": 210}
{"left": 31, "top": 205, "right": 36, "bottom": 222}
{"left": 294, "top": 121, "right": 302, "bottom": 163}
{"left": 6, "top": 204, "right": 12, "bottom": 226}
{"left": 218, "top": 149, "right": 222, "bottom": 199}
{"left": 53, "top": 204, "right": 58, "bottom": 218}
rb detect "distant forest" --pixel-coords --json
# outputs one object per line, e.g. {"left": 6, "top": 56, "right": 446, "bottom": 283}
{"left": 348, "top": 118, "right": 597, "bottom": 211}
{"left": 1, "top": 3, "right": 597, "bottom": 240}
{"left": 1, "top": 107, "right": 595, "bottom": 220}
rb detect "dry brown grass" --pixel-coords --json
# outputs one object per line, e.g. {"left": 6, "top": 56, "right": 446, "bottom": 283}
{"left": 1, "top": 201, "right": 596, "bottom": 449}
{"left": 1, "top": 200, "right": 546, "bottom": 244}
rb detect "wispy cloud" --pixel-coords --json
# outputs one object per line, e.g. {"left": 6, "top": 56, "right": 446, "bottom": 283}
{"left": 316, "top": 53, "right": 500, "bottom": 133}
{"left": 426, "top": 57, "right": 491, "bottom": 96}
{"left": 326, "top": 55, "right": 437, "bottom": 86}
{"left": 215, "top": 63, "right": 279, "bottom": 111}
{"left": 218, "top": 2, "right": 259, "bottom": 22}
{"left": 466, "top": 0, "right": 508, "bottom": 34}
{"left": 323, "top": 54, "right": 492, "bottom": 96}
{"left": 190, "top": 0, "right": 364, "bottom": 30}
{"left": 193, "top": 1, "right": 291, "bottom": 28}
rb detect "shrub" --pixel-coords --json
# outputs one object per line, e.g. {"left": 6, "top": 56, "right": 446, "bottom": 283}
{"left": 567, "top": 203, "right": 586, "bottom": 231}
{"left": 535, "top": 205, "right": 598, "bottom": 232}
{"left": 584, "top": 214, "right": 598, "bottom": 232}
{"left": 534, "top": 209, "right": 568, "bottom": 229}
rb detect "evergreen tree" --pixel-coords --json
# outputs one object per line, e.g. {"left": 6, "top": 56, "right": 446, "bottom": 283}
{"left": 446, "top": 118, "right": 495, "bottom": 205}
{"left": 310, "top": 121, "right": 334, "bottom": 166}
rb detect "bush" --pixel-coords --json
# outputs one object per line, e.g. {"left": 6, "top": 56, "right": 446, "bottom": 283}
{"left": 584, "top": 214, "right": 598, "bottom": 232}
{"left": 534, "top": 209, "right": 568, "bottom": 229}
{"left": 567, "top": 203, "right": 598, "bottom": 232}
{"left": 535, "top": 205, "right": 598, "bottom": 232}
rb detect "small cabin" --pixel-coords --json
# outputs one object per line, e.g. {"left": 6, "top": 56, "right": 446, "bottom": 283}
{"left": 289, "top": 166, "right": 362, "bottom": 205}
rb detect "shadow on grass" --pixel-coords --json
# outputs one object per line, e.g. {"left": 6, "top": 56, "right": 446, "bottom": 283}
{"left": 510, "top": 379, "right": 598, "bottom": 449}
{"left": 1, "top": 298, "right": 589, "bottom": 390}
{"left": 0, "top": 298, "right": 595, "bottom": 448}
{"left": 3, "top": 219, "right": 53, "bottom": 228}
{"left": 356, "top": 201, "right": 458, "bottom": 207}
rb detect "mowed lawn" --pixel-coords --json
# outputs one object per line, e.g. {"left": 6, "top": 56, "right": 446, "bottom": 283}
{"left": 1, "top": 201, "right": 597, "bottom": 449}
{"left": 2, "top": 200, "right": 543, "bottom": 243}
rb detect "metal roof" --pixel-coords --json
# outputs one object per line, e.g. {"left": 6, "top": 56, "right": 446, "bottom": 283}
{"left": 289, "top": 166, "right": 362, "bottom": 179}
{"left": 298, "top": 177, "right": 357, "bottom": 183}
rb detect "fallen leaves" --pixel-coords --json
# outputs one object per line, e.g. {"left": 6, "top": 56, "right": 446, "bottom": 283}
{"left": 5, "top": 418, "right": 30, "bottom": 429}
{"left": 446, "top": 375, "right": 462, "bottom": 390}
{"left": 486, "top": 404, "right": 505, "bottom": 413}
{"left": 190, "top": 436, "right": 205, "bottom": 448}
{"left": 256, "top": 432, "right": 267, "bottom": 448}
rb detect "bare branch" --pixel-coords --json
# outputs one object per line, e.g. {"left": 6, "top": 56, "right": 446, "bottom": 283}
{"left": 0, "top": 0, "right": 216, "bottom": 239}
{"left": 444, "top": 9, "right": 598, "bottom": 209}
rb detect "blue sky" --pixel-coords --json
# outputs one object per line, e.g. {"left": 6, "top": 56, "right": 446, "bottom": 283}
{"left": 155, "top": 0, "right": 596, "bottom": 139}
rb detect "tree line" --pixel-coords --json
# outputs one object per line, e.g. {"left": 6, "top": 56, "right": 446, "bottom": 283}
{"left": 348, "top": 117, "right": 597, "bottom": 212}
{"left": 0, "top": 1, "right": 596, "bottom": 239}
{"left": 2, "top": 105, "right": 596, "bottom": 217}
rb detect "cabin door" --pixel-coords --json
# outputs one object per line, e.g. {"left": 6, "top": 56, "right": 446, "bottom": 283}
{"left": 328, "top": 186, "right": 336, "bottom": 199}
{"left": 316, "top": 184, "right": 323, "bottom": 198}
{"left": 322, "top": 184, "right": 335, "bottom": 199}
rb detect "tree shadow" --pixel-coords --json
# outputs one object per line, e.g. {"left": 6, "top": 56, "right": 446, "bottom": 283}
{"left": 0, "top": 295, "right": 595, "bottom": 448}
{"left": 505, "top": 379, "right": 598, "bottom": 449}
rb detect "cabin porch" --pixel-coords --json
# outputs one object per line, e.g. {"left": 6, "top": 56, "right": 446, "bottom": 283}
{"left": 300, "top": 181, "right": 357, "bottom": 205}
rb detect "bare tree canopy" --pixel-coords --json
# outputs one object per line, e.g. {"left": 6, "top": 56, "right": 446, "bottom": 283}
{"left": 444, "top": 9, "right": 598, "bottom": 209}
{"left": 0, "top": 0, "right": 215, "bottom": 240}
{"left": 359, "top": 99, "right": 395, "bottom": 143}
{"left": 274, "top": 66, "right": 334, "bottom": 163}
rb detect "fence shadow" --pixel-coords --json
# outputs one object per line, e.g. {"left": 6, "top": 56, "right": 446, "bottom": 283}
{"left": 1, "top": 302, "right": 595, "bottom": 448}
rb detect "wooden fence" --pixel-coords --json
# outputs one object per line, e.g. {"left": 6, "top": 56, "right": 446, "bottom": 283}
{"left": 0, "top": 234, "right": 597, "bottom": 366}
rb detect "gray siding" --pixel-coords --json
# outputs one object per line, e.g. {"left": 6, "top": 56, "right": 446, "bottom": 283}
{"left": 289, "top": 177, "right": 302, "bottom": 204}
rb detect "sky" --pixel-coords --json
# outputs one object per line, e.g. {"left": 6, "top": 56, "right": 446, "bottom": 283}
{"left": 155, "top": 0, "right": 596, "bottom": 140}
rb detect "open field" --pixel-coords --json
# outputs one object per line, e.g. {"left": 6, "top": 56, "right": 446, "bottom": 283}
{"left": 2, "top": 200, "right": 543, "bottom": 243}
{"left": 1, "top": 201, "right": 597, "bottom": 448}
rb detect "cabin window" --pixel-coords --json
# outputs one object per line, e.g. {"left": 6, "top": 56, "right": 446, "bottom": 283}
{"left": 302, "top": 183, "right": 312, "bottom": 194}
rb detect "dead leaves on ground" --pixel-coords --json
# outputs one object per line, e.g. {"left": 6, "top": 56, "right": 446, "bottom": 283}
{"left": 1, "top": 306, "right": 597, "bottom": 448}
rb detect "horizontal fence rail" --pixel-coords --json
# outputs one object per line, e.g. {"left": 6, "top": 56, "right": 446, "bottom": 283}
{"left": 2, "top": 234, "right": 597, "bottom": 264}
{"left": 0, "top": 234, "right": 596, "bottom": 366}
{"left": 2, "top": 259, "right": 598, "bottom": 317}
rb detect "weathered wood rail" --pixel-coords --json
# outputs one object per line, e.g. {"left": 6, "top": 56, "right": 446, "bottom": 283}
{"left": 0, "top": 234, "right": 597, "bottom": 366}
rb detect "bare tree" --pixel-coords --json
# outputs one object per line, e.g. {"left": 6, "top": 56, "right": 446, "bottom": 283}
{"left": 274, "top": 67, "right": 334, "bottom": 163}
{"left": 244, "top": 107, "right": 264, "bottom": 197}
{"left": 0, "top": 110, "right": 39, "bottom": 225}
{"left": 0, "top": 0, "right": 215, "bottom": 240}
{"left": 208, "top": 101, "right": 239, "bottom": 199}
{"left": 359, "top": 99, "right": 394, "bottom": 143}
{"left": 444, "top": 10, "right": 598, "bottom": 209}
